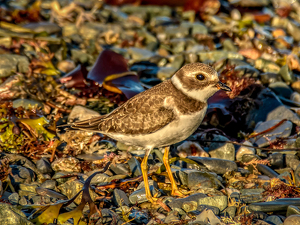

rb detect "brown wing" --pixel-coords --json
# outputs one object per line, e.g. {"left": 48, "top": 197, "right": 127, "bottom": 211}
{"left": 72, "top": 94, "right": 176, "bottom": 135}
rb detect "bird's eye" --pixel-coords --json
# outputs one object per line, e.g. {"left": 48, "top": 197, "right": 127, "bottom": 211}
{"left": 196, "top": 74, "right": 205, "bottom": 80}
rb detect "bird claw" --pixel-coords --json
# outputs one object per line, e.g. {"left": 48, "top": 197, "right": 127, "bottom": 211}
{"left": 172, "top": 188, "right": 192, "bottom": 198}
{"left": 172, "top": 189, "right": 186, "bottom": 197}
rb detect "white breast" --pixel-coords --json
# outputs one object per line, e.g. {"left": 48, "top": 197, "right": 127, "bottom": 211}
{"left": 108, "top": 105, "right": 207, "bottom": 148}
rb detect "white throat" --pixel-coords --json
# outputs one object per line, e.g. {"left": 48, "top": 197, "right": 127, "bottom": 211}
{"left": 171, "top": 75, "right": 218, "bottom": 102}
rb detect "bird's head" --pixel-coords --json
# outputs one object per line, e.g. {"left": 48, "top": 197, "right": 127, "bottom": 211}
{"left": 171, "top": 63, "right": 231, "bottom": 102}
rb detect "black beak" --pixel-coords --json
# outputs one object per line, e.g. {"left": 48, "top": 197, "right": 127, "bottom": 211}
{"left": 216, "top": 81, "right": 231, "bottom": 92}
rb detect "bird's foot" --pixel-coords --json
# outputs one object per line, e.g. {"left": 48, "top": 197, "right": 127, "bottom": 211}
{"left": 147, "top": 192, "right": 160, "bottom": 204}
{"left": 171, "top": 188, "right": 191, "bottom": 198}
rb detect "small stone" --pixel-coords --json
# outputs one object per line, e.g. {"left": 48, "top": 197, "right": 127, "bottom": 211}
{"left": 265, "top": 215, "right": 283, "bottom": 225}
{"left": 89, "top": 173, "right": 110, "bottom": 185}
{"left": 129, "top": 180, "right": 161, "bottom": 204}
{"left": 0, "top": 203, "right": 32, "bottom": 225}
{"left": 269, "top": 82, "right": 293, "bottom": 99}
{"left": 249, "top": 198, "right": 300, "bottom": 212}
{"left": 267, "top": 153, "right": 284, "bottom": 169}
{"left": 278, "top": 171, "right": 291, "bottom": 183}
{"left": 9, "top": 165, "right": 34, "bottom": 189}
{"left": 208, "top": 135, "right": 235, "bottom": 161}
{"left": 280, "top": 64, "right": 295, "bottom": 83}
{"left": 287, "top": 205, "right": 300, "bottom": 217}
{"left": 169, "top": 38, "right": 186, "bottom": 54}
{"left": 0, "top": 54, "right": 30, "bottom": 78}
{"left": 197, "top": 205, "right": 220, "bottom": 215}
{"left": 23, "top": 22, "right": 61, "bottom": 34}
{"left": 255, "top": 58, "right": 281, "bottom": 73}
{"left": 182, "top": 200, "right": 198, "bottom": 212}
{"left": 185, "top": 52, "right": 198, "bottom": 64}
{"left": 294, "top": 164, "right": 300, "bottom": 186}
{"left": 12, "top": 99, "right": 43, "bottom": 110}
{"left": 284, "top": 215, "right": 300, "bottom": 225}
{"left": 223, "top": 39, "right": 238, "bottom": 52}
{"left": 236, "top": 141, "right": 255, "bottom": 161}
{"left": 165, "top": 25, "right": 189, "bottom": 38}
{"left": 246, "top": 88, "right": 300, "bottom": 127}
{"left": 58, "top": 179, "right": 97, "bottom": 205}
{"left": 292, "top": 81, "right": 300, "bottom": 93}
{"left": 187, "top": 157, "right": 237, "bottom": 174}
{"left": 157, "top": 67, "right": 178, "bottom": 80}
{"left": 128, "top": 157, "right": 142, "bottom": 177}
{"left": 8, "top": 193, "right": 19, "bottom": 205}
{"left": 240, "top": 189, "right": 264, "bottom": 204}
{"left": 168, "top": 193, "right": 206, "bottom": 211}
{"left": 256, "top": 164, "right": 279, "bottom": 178}
{"left": 129, "top": 209, "right": 149, "bottom": 224}
{"left": 57, "top": 60, "right": 76, "bottom": 73}
{"left": 260, "top": 73, "right": 282, "bottom": 84}
{"left": 198, "top": 51, "right": 243, "bottom": 62}
{"left": 291, "top": 92, "right": 300, "bottom": 103}
{"left": 40, "top": 180, "right": 57, "bottom": 190}
{"left": 68, "top": 105, "right": 100, "bottom": 123}
{"left": 231, "top": 9, "right": 241, "bottom": 20}
{"left": 51, "top": 157, "right": 81, "bottom": 172}
{"left": 30, "top": 195, "right": 51, "bottom": 205}
{"left": 250, "top": 120, "right": 292, "bottom": 147}
{"left": 36, "top": 158, "right": 53, "bottom": 174}
{"left": 113, "top": 189, "right": 130, "bottom": 207}
{"left": 164, "top": 211, "right": 180, "bottom": 223}
{"left": 176, "top": 141, "right": 209, "bottom": 158}
{"left": 110, "top": 163, "right": 131, "bottom": 176}
{"left": 193, "top": 209, "right": 222, "bottom": 225}
{"left": 19, "top": 184, "right": 39, "bottom": 193}
{"left": 128, "top": 47, "right": 155, "bottom": 61}
{"left": 19, "top": 196, "right": 28, "bottom": 206}
{"left": 221, "top": 206, "right": 237, "bottom": 218}
{"left": 184, "top": 170, "right": 221, "bottom": 190}
{"left": 36, "top": 187, "right": 67, "bottom": 200}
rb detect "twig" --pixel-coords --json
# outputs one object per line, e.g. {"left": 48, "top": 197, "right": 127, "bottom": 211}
{"left": 200, "top": 139, "right": 300, "bottom": 151}
{"left": 247, "top": 119, "right": 287, "bottom": 139}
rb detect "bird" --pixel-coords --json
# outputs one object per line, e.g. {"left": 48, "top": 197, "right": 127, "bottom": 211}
{"left": 65, "top": 63, "right": 231, "bottom": 203}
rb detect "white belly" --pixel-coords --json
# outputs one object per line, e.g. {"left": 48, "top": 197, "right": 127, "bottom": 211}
{"left": 107, "top": 106, "right": 207, "bottom": 148}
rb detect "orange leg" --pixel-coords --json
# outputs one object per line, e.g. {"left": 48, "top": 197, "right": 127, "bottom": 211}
{"left": 163, "top": 146, "right": 185, "bottom": 197}
{"left": 141, "top": 148, "right": 158, "bottom": 203}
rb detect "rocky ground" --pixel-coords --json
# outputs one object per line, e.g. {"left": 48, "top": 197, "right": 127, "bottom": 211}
{"left": 1, "top": 0, "right": 300, "bottom": 224}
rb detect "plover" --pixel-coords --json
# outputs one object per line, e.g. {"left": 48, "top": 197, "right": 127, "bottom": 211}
{"left": 68, "top": 63, "right": 231, "bottom": 203}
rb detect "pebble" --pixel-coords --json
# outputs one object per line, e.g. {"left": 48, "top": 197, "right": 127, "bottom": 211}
{"left": 36, "top": 158, "right": 53, "bottom": 174}
{"left": 265, "top": 215, "right": 283, "bottom": 225}
{"left": 287, "top": 205, "right": 300, "bottom": 217}
{"left": 67, "top": 105, "right": 101, "bottom": 123}
{"left": 51, "top": 157, "right": 81, "bottom": 173}
{"left": 0, "top": 203, "right": 32, "bottom": 225}
{"left": 129, "top": 180, "right": 161, "bottom": 204}
{"left": 269, "top": 82, "right": 294, "bottom": 99}
{"left": 284, "top": 215, "right": 300, "bottom": 225}
{"left": 12, "top": 99, "right": 43, "bottom": 110}
{"left": 176, "top": 141, "right": 209, "bottom": 158}
{"left": 240, "top": 189, "right": 265, "bottom": 203}
{"left": 8, "top": 193, "right": 19, "bottom": 205}
{"left": 249, "top": 199, "right": 300, "bottom": 212}
{"left": 187, "top": 157, "right": 237, "bottom": 174}
{"left": 113, "top": 189, "right": 130, "bottom": 207}
{"left": 236, "top": 141, "right": 256, "bottom": 162}
{"left": 208, "top": 135, "right": 235, "bottom": 161}
{"left": 250, "top": 120, "right": 292, "bottom": 147}
{"left": 0, "top": 54, "right": 30, "bottom": 78}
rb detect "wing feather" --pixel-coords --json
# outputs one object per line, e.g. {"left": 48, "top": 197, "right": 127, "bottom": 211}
{"left": 72, "top": 94, "right": 176, "bottom": 135}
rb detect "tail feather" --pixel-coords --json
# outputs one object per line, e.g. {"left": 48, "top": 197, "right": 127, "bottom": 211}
{"left": 57, "top": 115, "right": 105, "bottom": 132}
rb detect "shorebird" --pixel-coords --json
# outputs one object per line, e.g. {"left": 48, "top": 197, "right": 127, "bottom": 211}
{"left": 66, "top": 63, "right": 231, "bottom": 203}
